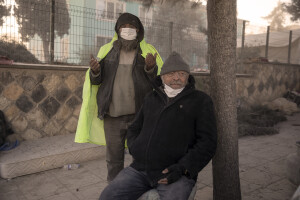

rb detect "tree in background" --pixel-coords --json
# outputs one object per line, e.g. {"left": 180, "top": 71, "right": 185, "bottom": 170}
{"left": 14, "top": 0, "right": 70, "bottom": 62}
{"left": 284, "top": 0, "right": 300, "bottom": 22}
{"left": 0, "top": 0, "right": 9, "bottom": 26}
{"left": 146, "top": 0, "right": 207, "bottom": 68}
{"left": 263, "top": 1, "right": 286, "bottom": 30}
{"left": 151, "top": 1, "right": 206, "bottom": 31}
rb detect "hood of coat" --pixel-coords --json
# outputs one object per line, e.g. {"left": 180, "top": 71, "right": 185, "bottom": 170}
{"left": 115, "top": 13, "right": 144, "bottom": 42}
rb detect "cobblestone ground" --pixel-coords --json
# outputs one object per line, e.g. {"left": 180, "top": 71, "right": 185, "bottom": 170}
{"left": 0, "top": 113, "right": 299, "bottom": 200}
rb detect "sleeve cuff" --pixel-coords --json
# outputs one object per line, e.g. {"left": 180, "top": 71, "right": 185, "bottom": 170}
{"left": 144, "top": 65, "right": 156, "bottom": 74}
{"left": 90, "top": 70, "right": 101, "bottom": 77}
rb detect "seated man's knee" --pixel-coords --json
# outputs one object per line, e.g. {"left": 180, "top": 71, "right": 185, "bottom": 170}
{"left": 99, "top": 180, "right": 127, "bottom": 200}
{"left": 138, "top": 189, "right": 160, "bottom": 200}
{"left": 157, "top": 177, "right": 195, "bottom": 200}
{"left": 99, "top": 185, "right": 114, "bottom": 200}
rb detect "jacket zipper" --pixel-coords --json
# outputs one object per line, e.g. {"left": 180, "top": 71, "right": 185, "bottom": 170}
{"left": 145, "top": 97, "right": 166, "bottom": 184}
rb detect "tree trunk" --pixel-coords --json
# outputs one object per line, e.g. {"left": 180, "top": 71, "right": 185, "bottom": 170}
{"left": 207, "top": 0, "right": 241, "bottom": 199}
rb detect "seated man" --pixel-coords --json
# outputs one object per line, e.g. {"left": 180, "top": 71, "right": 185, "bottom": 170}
{"left": 99, "top": 52, "right": 217, "bottom": 200}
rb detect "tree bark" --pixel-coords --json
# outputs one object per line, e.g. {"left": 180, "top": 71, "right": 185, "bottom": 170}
{"left": 207, "top": 0, "right": 241, "bottom": 199}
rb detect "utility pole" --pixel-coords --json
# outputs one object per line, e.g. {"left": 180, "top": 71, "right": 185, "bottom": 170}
{"left": 50, "top": 0, "right": 55, "bottom": 63}
{"left": 265, "top": 26, "right": 270, "bottom": 59}
{"left": 288, "top": 30, "right": 292, "bottom": 64}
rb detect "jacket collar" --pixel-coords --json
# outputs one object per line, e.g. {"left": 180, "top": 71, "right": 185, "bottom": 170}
{"left": 153, "top": 75, "right": 196, "bottom": 102}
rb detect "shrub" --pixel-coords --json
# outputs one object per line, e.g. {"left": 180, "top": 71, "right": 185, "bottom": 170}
{"left": 238, "top": 105, "right": 287, "bottom": 137}
{"left": 0, "top": 39, "right": 40, "bottom": 63}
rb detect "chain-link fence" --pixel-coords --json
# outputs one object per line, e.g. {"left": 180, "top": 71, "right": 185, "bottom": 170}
{"left": 237, "top": 21, "right": 300, "bottom": 65}
{"left": 0, "top": 0, "right": 207, "bottom": 70}
{"left": 0, "top": 0, "right": 299, "bottom": 70}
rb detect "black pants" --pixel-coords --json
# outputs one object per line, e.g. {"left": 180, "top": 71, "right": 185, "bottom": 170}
{"left": 103, "top": 114, "right": 135, "bottom": 182}
{"left": 99, "top": 167, "right": 195, "bottom": 200}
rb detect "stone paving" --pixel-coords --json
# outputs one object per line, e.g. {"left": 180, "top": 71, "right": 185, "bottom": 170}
{"left": 0, "top": 113, "right": 299, "bottom": 200}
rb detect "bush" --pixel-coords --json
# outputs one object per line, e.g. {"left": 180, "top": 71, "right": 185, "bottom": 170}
{"left": 238, "top": 105, "right": 287, "bottom": 137}
{"left": 0, "top": 39, "right": 40, "bottom": 63}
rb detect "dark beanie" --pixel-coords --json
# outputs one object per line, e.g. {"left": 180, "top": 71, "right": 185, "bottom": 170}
{"left": 160, "top": 52, "right": 190, "bottom": 75}
{"left": 115, "top": 13, "right": 144, "bottom": 42}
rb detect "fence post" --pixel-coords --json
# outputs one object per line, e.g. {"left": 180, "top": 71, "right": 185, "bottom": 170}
{"left": 288, "top": 30, "right": 292, "bottom": 64}
{"left": 50, "top": 0, "right": 55, "bottom": 63}
{"left": 265, "top": 26, "right": 270, "bottom": 59}
{"left": 241, "top": 20, "right": 246, "bottom": 60}
{"left": 169, "top": 22, "right": 173, "bottom": 55}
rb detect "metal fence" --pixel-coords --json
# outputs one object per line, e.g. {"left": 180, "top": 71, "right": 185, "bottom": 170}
{"left": 237, "top": 21, "right": 300, "bottom": 65}
{"left": 0, "top": 0, "right": 299, "bottom": 70}
{"left": 0, "top": 0, "right": 207, "bottom": 70}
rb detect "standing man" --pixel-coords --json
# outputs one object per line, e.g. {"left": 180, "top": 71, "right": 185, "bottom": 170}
{"left": 99, "top": 52, "right": 217, "bottom": 200}
{"left": 75, "top": 13, "right": 163, "bottom": 182}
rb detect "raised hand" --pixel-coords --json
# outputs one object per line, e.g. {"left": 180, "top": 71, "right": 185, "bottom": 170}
{"left": 90, "top": 54, "right": 100, "bottom": 74}
{"left": 145, "top": 53, "right": 157, "bottom": 70}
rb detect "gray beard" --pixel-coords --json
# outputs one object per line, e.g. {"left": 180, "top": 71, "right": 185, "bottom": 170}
{"left": 119, "top": 38, "right": 138, "bottom": 51}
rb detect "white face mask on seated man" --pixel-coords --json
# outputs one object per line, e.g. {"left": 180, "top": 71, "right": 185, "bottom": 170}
{"left": 120, "top": 28, "right": 137, "bottom": 40}
{"left": 163, "top": 83, "right": 184, "bottom": 98}
{"left": 162, "top": 70, "right": 189, "bottom": 98}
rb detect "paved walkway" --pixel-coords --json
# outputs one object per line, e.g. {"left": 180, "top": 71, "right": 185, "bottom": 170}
{"left": 0, "top": 113, "right": 299, "bottom": 200}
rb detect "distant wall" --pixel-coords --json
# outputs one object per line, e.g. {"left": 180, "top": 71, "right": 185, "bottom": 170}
{"left": 194, "top": 62, "right": 300, "bottom": 105}
{"left": 0, "top": 62, "right": 299, "bottom": 141}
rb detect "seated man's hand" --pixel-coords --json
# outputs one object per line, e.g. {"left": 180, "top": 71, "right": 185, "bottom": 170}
{"left": 145, "top": 53, "right": 157, "bottom": 71}
{"left": 157, "top": 164, "right": 185, "bottom": 185}
{"left": 90, "top": 54, "right": 100, "bottom": 74}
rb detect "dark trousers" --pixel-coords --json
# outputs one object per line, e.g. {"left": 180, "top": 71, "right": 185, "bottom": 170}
{"left": 103, "top": 115, "right": 135, "bottom": 182}
{"left": 99, "top": 167, "right": 195, "bottom": 200}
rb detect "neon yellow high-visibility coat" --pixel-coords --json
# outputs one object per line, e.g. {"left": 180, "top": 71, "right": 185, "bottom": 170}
{"left": 75, "top": 34, "right": 163, "bottom": 145}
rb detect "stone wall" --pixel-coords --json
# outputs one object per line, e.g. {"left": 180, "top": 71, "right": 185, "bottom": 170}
{"left": 194, "top": 62, "right": 300, "bottom": 105}
{"left": 0, "top": 64, "right": 86, "bottom": 141}
{"left": 0, "top": 62, "right": 299, "bottom": 141}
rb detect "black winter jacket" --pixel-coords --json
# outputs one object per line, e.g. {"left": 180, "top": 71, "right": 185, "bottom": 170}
{"left": 127, "top": 75, "right": 217, "bottom": 184}
{"left": 90, "top": 41, "right": 157, "bottom": 119}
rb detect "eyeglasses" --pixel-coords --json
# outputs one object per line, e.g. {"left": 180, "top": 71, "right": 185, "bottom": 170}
{"left": 165, "top": 71, "right": 188, "bottom": 78}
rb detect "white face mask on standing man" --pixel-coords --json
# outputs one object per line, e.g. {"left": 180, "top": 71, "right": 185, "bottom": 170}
{"left": 120, "top": 28, "right": 137, "bottom": 40}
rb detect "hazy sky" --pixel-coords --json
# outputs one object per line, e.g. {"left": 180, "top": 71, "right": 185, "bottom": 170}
{"left": 237, "top": 0, "right": 292, "bottom": 25}
{"left": 1, "top": 0, "right": 299, "bottom": 37}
